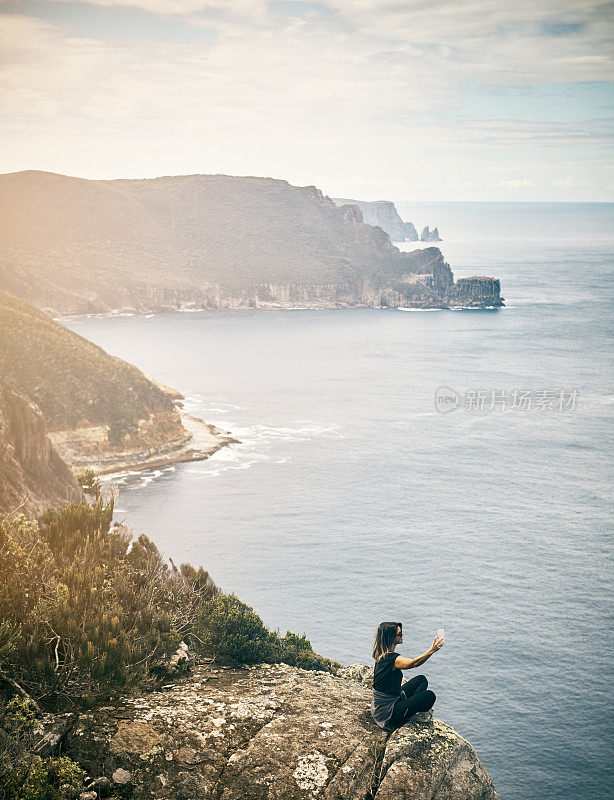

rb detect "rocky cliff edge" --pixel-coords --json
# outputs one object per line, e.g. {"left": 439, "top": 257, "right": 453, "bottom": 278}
{"left": 54, "top": 662, "right": 498, "bottom": 800}
{"left": 0, "top": 383, "right": 80, "bottom": 517}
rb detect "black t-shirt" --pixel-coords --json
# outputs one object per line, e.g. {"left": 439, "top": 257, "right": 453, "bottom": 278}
{"left": 373, "top": 652, "right": 402, "bottom": 695}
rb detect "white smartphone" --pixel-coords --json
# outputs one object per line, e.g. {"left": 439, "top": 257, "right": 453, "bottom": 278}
{"left": 436, "top": 628, "right": 445, "bottom": 642}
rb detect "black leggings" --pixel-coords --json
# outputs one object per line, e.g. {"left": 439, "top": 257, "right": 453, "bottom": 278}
{"left": 389, "top": 674, "right": 436, "bottom": 727}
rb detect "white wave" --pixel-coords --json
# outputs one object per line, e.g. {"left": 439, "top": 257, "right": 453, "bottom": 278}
{"left": 183, "top": 397, "right": 244, "bottom": 414}
{"left": 109, "top": 412, "right": 340, "bottom": 493}
{"left": 449, "top": 306, "right": 501, "bottom": 311}
{"left": 184, "top": 451, "right": 270, "bottom": 479}
{"left": 209, "top": 445, "right": 264, "bottom": 462}
{"left": 220, "top": 422, "right": 341, "bottom": 446}
{"left": 174, "top": 418, "right": 340, "bottom": 481}
{"left": 100, "top": 472, "right": 129, "bottom": 483}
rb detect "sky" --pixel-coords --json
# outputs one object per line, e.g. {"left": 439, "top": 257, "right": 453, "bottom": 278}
{"left": 1, "top": 0, "right": 613, "bottom": 200}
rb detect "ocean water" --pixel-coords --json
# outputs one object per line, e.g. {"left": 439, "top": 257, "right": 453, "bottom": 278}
{"left": 64, "top": 203, "right": 613, "bottom": 800}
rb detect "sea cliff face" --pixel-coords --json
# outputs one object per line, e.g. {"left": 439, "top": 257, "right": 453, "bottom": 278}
{"left": 8, "top": 254, "right": 501, "bottom": 314}
{"left": 0, "top": 384, "right": 80, "bottom": 517}
{"left": 332, "top": 198, "right": 419, "bottom": 241}
{"left": 0, "top": 172, "right": 499, "bottom": 314}
{"left": 53, "top": 662, "right": 498, "bottom": 800}
{"left": 447, "top": 277, "right": 503, "bottom": 307}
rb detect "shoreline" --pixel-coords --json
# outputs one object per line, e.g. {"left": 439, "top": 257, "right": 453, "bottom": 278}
{"left": 57, "top": 302, "right": 503, "bottom": 323}
{"left": 50, "top": 410, "right": 240, "bottom": 479}
{"left": 97, "top": 411, "right": 239, "bottom": 477}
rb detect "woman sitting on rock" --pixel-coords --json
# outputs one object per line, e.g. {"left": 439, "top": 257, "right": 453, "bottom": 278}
{"left": 371, "top": 621, "right": 444, "bottom": 731}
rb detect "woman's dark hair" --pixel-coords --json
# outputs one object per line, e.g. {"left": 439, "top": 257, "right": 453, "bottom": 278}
{"left": 372, "top": 621, "right": 402, "bottom": 661}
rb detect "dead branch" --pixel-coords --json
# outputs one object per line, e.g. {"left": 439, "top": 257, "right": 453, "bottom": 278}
{"left": 0, "top": 670, "right": 41, "bottom": 713}
{"left": 1, "top": 496, "right": 30, "bottom": 525}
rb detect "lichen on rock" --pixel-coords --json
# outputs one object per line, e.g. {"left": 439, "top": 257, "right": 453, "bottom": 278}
{"left": 60, "top": 663, "right": 498, "bottom": 799}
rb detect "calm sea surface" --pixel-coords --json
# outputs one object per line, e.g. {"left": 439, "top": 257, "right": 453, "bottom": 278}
{"left": 64, "top": 203, "right": 613, "bottom": 800}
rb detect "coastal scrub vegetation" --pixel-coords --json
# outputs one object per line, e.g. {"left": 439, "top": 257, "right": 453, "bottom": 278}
{"left": 0, "top": 497, "right": 337, "bottom": 798}
{"left": 0, "top": 289, "right": 175, "bottom": 431}
{"left": 0, "top": 697, "right": 86, "bottom": 800}
{"left": 0, "top": 497, "right": 336, "bottom": 710}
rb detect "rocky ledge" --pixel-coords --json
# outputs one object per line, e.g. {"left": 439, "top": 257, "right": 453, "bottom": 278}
{"left": 53, "top": 663, "right": 498, "bottom": 799}
{"left": 49, "top": 411, "right": 238, "bottom": 477}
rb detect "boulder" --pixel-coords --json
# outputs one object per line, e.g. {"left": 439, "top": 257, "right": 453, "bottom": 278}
{"left": 377, "top": 719, "right": 498, "bottom": 800}
{"left": 86, "top": 776, "right": 112, "bottom": 794}
{"left": 157, "top": 641, "right": 193, "bottom": 677}
{"left": 32, "top": 712, "right": 75, "bottom": 757}
{"left": 336, "top": 663, "right": 373, "bottom": 685}
{"left": 62, "top": 663, "right": 498, "bottom": 799}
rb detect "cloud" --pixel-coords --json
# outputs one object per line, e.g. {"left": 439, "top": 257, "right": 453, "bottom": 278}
{"left": 0, "top": 0, "right": 612, "bottom": 198}
{"left": 42, "top": 0, "right": 267, "bottom": 16}
{"left": 500, "top": 179, "right": 535, "bottom": 188}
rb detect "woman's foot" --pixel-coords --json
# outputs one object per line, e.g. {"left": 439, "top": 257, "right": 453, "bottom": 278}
{"left": 407, "top": 710, "right": 433, "bottom": 724}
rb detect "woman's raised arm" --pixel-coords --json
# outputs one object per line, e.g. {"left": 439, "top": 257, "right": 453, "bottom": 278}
{"left": 394, "top": 635, "right": 444, "bottom": 670}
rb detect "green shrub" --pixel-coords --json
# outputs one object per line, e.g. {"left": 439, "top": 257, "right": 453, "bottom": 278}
{"left": 193, "top": 594, "right": 277, "bottom": 664}
{"left": 0, "top": 755, "right": 84, "bottom": 800}
{"left": 275, "top": 631, "right": 338, "bottom": 672}
{"left": 0, "top": 698, "right": 85, "bottom": 800}
{"left": 76, "top": 470, "right": 101, "bottom": 501}
{"left": 192, "top": 596, "right": 339, "bottom": 673}
{"left": 0, "top": 500, "right": 219, "bottom": 707}
{"left": 0, "top": 498, "right": 338, "bottom": 800}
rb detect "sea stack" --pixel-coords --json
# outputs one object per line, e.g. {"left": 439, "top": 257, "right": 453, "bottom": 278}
{"left": 420, "top": 226, "right": 441, "bottom": 242}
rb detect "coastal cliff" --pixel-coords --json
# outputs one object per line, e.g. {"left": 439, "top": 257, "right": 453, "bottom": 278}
{"left": 0, "top": 171, "right": 499, "bottom": 312}
{"left": 0, "top": 498, "right": 498, "bottom": 799}
{"left": 0, "top": 290, "right": 237, "bottom": 480}
{"left": 447, "top": 277, "right": 503, "bottom": 308}
{"left": 0, "top": 383, "right": 80, "bottom": 517}
{"left": 332, "top": 198, "right": 420, "bottom": 241}
{"left": 48, "top": 663, "right": 498, "bottom": 800}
